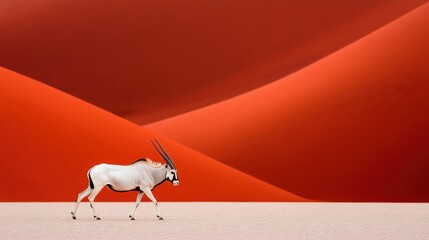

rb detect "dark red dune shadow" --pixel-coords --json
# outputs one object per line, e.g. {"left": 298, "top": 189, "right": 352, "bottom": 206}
{"left": 0, "top": 0, "right": 427, "bottom": 124}
{"left": 146, "top": 3, "right": 429, "bottom": 201}
{"left": 0, "top": 67, "right": 304, "bottom": 202}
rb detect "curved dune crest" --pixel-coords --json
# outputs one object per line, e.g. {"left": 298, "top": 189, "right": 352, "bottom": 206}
{"left": 0, "top": 0, "right": 427, "bottom": 123}
{"left": 146, "top": 3, "right": 429, "bottom": 201}
{"left": 0, "top": 67, "right": 303, "bottom": 201}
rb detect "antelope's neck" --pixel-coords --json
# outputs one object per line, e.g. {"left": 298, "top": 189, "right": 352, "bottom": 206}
{"left": 153, "top": 167, "right": 168, "bottom": 186}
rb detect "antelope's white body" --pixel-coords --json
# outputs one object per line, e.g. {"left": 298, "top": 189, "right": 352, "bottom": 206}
{"left": 71, "top": 139, "right": 179, "bottom": 221}
{"left": 90, "top": 160, "right": 171, "bottom": 192}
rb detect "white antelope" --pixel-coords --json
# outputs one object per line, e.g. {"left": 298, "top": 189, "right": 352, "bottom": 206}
{"left": 71, "top": 139, "right": 179, "bottom": 220}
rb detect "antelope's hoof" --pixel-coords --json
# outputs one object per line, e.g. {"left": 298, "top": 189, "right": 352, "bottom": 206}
{"left": 96, "top": 217, "right": 101, "bottom": 220}
{"left": 72, "top": 216, "right": 76, "bottom": 220}
{"left": 157, "top": 216, "right": 164, "bottom": 220}
{"left": 130, "top": 217, "right": 135, "bottom": 220}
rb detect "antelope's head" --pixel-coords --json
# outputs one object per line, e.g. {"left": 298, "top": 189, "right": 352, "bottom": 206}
{"left": 151, "top": 138, "right": 179, "bottom": 186}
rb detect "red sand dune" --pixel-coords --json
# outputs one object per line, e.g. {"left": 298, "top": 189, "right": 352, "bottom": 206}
{"left": 0, "top": 67, "right": 303, "bottom": 202}
{"left": 0, "top": 0, "right": 427, "bottom": 124}
{"left": 147, "top": 3, "right": 429, "bottom": 201}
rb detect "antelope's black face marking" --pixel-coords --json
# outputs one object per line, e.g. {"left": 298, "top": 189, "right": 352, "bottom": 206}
{"left": 170, "top": 171, "right": 176, "bottom": 179}
{"left": 166, "top": 169, "right": 179, "bottom": 186}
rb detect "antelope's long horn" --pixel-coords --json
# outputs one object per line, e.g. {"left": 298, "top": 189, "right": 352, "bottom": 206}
{"left": 151, "top": 139, "right": 176, "bottom": 169}
{"left": 154, "top": 138, "right": 176, "bottom": 169}
{"left": 151, "top": 139, "right": 169, "bottom": 162}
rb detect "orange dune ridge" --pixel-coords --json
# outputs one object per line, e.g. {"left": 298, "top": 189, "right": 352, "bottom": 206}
{"left": 0, "top": 67, "right": 304, "bottom": 202}
{"left": 146, "top": 3, "right": 429, "bottom": 201}
{"left": 0, "top": 0, "right": 427, "bottom": 124}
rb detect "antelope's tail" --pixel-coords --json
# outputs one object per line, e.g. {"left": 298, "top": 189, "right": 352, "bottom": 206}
{"left": 87, "top": 169, "right": 94, "bottom": 189}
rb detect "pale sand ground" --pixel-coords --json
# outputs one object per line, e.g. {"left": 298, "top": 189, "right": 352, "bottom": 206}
{"left": 0, "top": 203, "right": 428, "bottom": 240}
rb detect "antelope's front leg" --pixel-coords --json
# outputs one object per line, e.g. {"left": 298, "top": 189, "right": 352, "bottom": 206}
{"left": 142, "top": 188, "right": 163, "bottom": 220}
{"left": 129, "top": 191, "right": 144, "bottom": 220}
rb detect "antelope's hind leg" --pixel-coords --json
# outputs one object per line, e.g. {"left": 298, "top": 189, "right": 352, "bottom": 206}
{"left": 129, "top": 191, "right": 144, "bottom": 220}
{"left": 88, "top": 186, "right": 104, "bottom": 220}
{"left": 71, "top": 187, "right": 93, "bottom": 220}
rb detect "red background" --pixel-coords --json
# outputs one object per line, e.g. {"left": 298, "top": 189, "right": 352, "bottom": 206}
{"left": 0, "top": 0, "right": 428, "bottom": 201}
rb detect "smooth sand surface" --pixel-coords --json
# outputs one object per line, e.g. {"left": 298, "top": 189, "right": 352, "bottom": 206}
{"left": 0, "top": 203, "right": 428, "bottom": 240}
